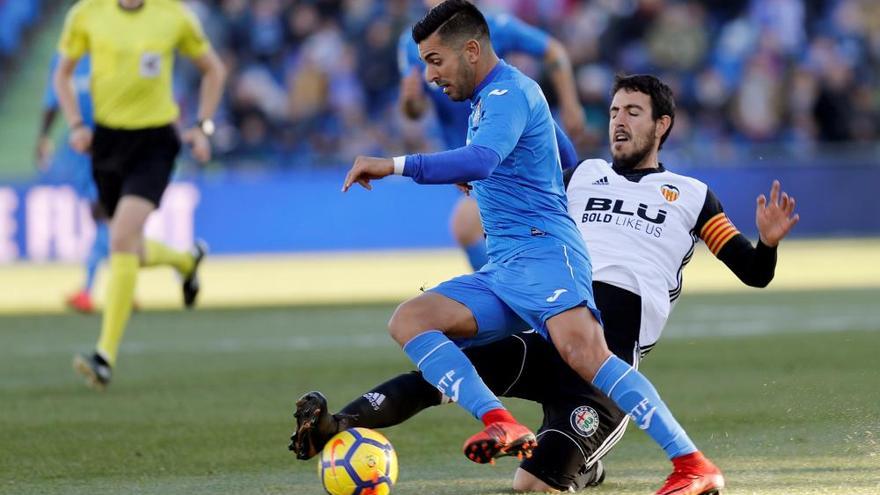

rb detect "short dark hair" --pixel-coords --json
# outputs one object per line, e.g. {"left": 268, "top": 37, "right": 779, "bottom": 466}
{"left": 412, "top": 0, "right": 489, "bottom": 47}
{"left": 612, "top": 74, "right": 676, "bottom": 149}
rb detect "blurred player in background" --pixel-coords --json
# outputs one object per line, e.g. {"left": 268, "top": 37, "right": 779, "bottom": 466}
{"left": 55, "top": 0, "right": 225, "bottom": 389}
{"left": 343, "top": 2, "right": 727, "bottom": 493}
{"left": 36, "top": 53, "right": 107, "bottom": 313}
{"left": 399, "top": 0, "right": 585, "bottom": 271}
{"left": 296, "top": 74, "right": 799, "bottom": 494}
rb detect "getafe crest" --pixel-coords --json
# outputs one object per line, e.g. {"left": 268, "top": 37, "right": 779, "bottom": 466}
{"left": 471, "top": 99, "right": 482, "bottom": 128}
{"left": 570, "top": 405, "right": 600, "bottom": 437}
{"left": 660, "top": 184, "right": 680, "bottom": 202}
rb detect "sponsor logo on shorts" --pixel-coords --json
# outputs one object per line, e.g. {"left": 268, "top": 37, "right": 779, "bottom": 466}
{"left": 546, "top": 289, "right": 568, "bottom": 302}
{"left": 570, "top": 405, "right": 600, "bottom": 437}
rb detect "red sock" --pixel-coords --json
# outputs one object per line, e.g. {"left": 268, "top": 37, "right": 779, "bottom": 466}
{"left": 481, "top": 408, "right": 516, "bottom": 427}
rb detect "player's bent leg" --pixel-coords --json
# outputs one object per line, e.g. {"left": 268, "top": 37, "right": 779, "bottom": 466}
{"left": 513, "top": 468, "right": 561, "bottom": 493}
{"left": 512, "top": 463, "right": 605, "bottom": 493}
{"left": 545, "top": 306, "right": 613, "bottom": 381}
{"left": 390, "top": 288, "right": 536, "bottom": 464}
{"left": 546, "top": 307, "right": 724, "bottom": 494}
{"left": 388, "top": 291, "right": 478, "bottom": 345}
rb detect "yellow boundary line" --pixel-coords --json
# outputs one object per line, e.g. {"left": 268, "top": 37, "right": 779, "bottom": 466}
{"left": 0, "top": 239, "right": 877, "bottom": 315}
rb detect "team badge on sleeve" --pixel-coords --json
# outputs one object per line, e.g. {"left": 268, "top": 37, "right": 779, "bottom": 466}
{"left": 570, "top": 405, "right": 600, "bottom": 437}
{"left": 471, "top": 100, "right": 482, "bottom": 127}
{"left": 660, "top": 184, "right": 680, "bottom": 202}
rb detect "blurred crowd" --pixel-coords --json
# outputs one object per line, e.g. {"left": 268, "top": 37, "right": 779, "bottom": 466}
{"left": 179, "top": 0, "right": 880, "bottom": 169}
{"left": 0, "top": 0, "right": 43, "bottom": 86}
{"left": 8, "top": 0, "right": 880, "bottom": 168}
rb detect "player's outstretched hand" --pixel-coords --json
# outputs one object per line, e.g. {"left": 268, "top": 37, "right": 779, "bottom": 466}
{"left": 756, "top": 180, "right": 799, "bottom": 247}
{"left": 342, "top": 156, "right": 394, "bottom": 192}
{"left": 184, "top": 127, "right": 212, "bottom": 163}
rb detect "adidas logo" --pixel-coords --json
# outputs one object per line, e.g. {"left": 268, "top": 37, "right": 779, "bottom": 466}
{"left": 592, "top": 176, "right": 609, "bottom": 185}
{"left": 363, "top": 392, "right": 386, "bottom": 411}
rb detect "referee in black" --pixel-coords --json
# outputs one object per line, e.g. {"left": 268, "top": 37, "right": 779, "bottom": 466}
{"left": 54, "top": 0, "right": 226, "bottom": 389}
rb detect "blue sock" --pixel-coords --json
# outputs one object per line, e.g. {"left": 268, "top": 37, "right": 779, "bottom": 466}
{"left": 84, "top": 222, "right": 109, "bottom": 292}
{"left": 463, "top": 240, "right": 488, "bottom": 271}
{"left": 403, "top": 330, "right": 502, "bottom": 420}
{"left": 593, "top": 355, "right": 697, "bottom": 459}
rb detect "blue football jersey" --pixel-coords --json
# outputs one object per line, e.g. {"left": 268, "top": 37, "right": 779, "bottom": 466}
{"left": 466, "top": 61, "right": 586, "bottom": 262}
{"left": 398, "top": 13, "right": 549, "bottom": 148}
{"left": 45, "top": 54, "right": 93, "bottom": 127}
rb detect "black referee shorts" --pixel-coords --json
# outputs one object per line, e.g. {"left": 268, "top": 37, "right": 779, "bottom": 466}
{"left": 464, "top": 281, "right": 642, "bottom": 491}
{"left": 91, "top": 124, "right": 181, "bottom": 217}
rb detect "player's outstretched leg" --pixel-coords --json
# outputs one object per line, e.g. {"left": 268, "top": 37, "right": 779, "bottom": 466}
{"left": 288, "top": 391, "right": 355, "bottom": 459}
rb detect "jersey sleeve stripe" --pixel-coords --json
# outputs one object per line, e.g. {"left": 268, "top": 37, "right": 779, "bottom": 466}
{"left": 700, "top": 213, "right": 729, "bottom": 241}
{"left": 706, "top": 224, "right": 737, "bottom": 252}
{"left": 706, "top": 224, "right": 740, "bottom": 254}
{"left": 702, "top": 212, "right": 742, "bottom": 254}
{"left": 710, "top": 229, "right": 740, "bottom": 254}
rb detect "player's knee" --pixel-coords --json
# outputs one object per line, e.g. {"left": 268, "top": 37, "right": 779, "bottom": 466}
{"left": 388, "top": 300, "right": 424, "bottom": 346}
{"left": 554, "top": 330, "right": 609, "bottom": 381}
{"left": 449, "top": 197, "right": 484, "bottom": 247}
{"left": 109, "top": 231, "right": 140, "bottom": 253}
{"left": 512, "top": 468, "right": 559, "bottom": 493}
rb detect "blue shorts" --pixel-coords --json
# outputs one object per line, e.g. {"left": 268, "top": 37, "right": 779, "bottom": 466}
{"left": 430, "top": 239, "right": 601, "bottom": 348}
{"left": 44, "top": 140, "right": 96, "bottom": 200}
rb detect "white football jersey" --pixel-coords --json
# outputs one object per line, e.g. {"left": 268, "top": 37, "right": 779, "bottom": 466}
{"left": 567, "top": 159, "right": 710, "bottom": 353}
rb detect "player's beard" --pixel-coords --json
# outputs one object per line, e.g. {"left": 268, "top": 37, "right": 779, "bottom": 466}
{"left": 611, "top": 131, "right": 656, "bottom": 170}
{"left": 448, "top": 53, "right": 475, "bottom": 102}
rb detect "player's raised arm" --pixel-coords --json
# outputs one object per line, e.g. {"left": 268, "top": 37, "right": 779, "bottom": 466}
{"left": 543, "top": 38, "right": 585, "bottom": 139}
{"left": 493, "top": 13, "right": 585, "bottom": 140}
{"left": 696, "top": 181, "right": 799, "bottom": 287}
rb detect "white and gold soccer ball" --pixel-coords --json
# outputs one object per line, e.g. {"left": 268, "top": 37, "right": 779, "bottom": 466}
{"left": 318, "top": 427, "right": 398, "bottom": 495}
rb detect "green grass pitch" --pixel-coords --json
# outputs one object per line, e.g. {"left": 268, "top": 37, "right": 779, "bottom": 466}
{"left": 1, "top": 288, "right": 878, "bottom": 494}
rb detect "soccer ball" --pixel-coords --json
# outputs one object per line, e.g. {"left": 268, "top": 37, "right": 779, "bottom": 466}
{"left": 318, "top": 427, "right": 398, "bottom": 495}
